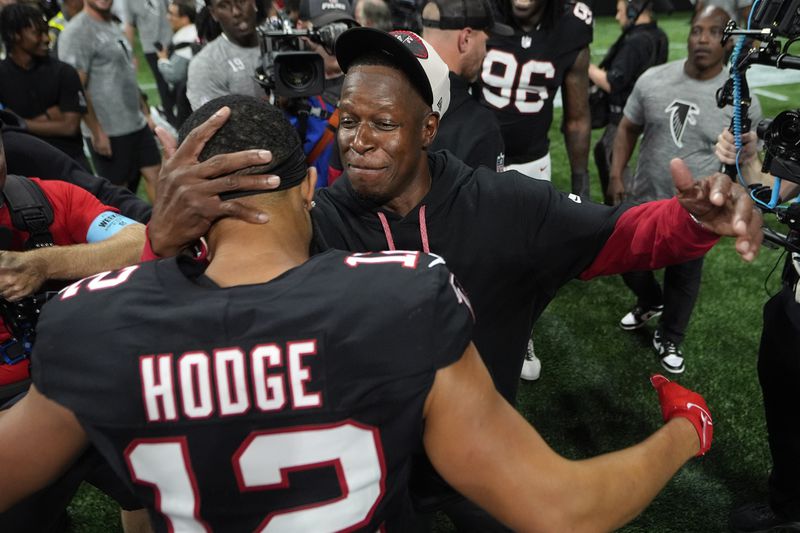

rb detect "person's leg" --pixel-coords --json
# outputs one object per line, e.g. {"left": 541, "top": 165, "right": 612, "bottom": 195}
{"left": 658, "top": 257, "right": 704, "bottom": 345}
{"left": 621, "top": 270, "right": 663, "bottom": 309}
{"left": 133, "top": 126, "right": 162, "bottom": 200}
{"left": 144, "top": 52, "right": 176, "bottom": 127}
{"left": 760, "top": 287, "right": 800, "bottom": 518}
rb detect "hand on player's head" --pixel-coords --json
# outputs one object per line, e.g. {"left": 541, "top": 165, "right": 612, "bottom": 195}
{"left": 672, "top": 158, "right": 763, "bottom": 262}
{"left": 651, "top": 374, "right": 713, "bottom": 457}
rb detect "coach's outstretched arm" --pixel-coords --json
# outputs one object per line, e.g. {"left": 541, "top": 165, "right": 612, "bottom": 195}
{"left": 425, "top": 343, "right": 708, "bottom": 533}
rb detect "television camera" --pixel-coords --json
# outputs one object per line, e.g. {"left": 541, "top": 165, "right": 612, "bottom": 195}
{"left": 254, "top": 15, "right": 350, "bottom": 98}
{"left": 717, "top": 0, "right": 800, "bottom": 252}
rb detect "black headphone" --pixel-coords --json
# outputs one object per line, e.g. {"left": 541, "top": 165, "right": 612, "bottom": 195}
{"left": 626, "top": 0, "right": 650, "bottom": 22}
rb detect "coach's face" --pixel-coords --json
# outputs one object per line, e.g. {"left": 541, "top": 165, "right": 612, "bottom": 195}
{"left": 338, "top": 65, "right": 438, "bottom": 211}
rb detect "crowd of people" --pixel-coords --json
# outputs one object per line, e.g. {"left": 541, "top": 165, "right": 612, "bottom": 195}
{"left": 0, "top": 0, "right": 798, "bottom": 530}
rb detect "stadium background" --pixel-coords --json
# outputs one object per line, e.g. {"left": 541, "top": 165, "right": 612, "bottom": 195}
{"left": 64, "top": 9, "right": 800, "bottom": 532}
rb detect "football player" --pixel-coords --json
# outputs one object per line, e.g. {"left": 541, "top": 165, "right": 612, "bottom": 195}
{"left": 480, "top": 0, "right": 592, "bottom": 197}
{"left": 0, "top": 95, "right": 713, "bottom": 532}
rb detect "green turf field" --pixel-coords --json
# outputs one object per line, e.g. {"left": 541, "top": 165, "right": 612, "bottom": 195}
{"left": 64, "top": 11, "right": 800, "bottom": 532}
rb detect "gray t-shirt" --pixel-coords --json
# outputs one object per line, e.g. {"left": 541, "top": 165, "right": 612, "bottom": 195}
{"left": 623, "top": 59, "right": 762, "bottom": 203}
{"left": 58, "top": 12, "right": 146, "bottom": 137}
{"left": 186, "top": 34, "right": 263, "bottom": 110}
{"left": 125, "top": 0, "right": 172, "bottom": 55}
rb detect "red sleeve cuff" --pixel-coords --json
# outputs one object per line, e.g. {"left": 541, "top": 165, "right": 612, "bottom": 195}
{"left": 141, "top": 225, "right": 161, "bottom": 262}
{"left": 580, "top": 198, "right": 719, "bottom": 280}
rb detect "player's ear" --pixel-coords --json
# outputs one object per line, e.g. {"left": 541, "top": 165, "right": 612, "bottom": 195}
{"left": 301, "top": 167, "right": 317, "bottom": 207}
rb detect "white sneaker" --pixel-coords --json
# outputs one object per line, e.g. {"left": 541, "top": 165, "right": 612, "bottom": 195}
{"left": 520, "top": 339, "right": 541, "bottom": 381}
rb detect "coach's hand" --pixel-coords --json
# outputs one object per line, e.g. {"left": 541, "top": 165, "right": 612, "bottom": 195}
{"left": 651, "top": 374, "right": 712, "bottom": 457}
{"left": 673, "top": 158, "right": 763, "bottom": 262}
{"left": 149, "top": 106, "right": 281, "bottom": 257}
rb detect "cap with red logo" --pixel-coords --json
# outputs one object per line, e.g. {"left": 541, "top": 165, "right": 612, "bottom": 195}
{"left": 335, "top": 27, "right": 451, "bottom": 117}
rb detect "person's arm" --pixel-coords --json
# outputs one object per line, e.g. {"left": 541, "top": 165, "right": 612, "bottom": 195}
{"left": 608, "top": 116, "right": 643, "bottom": 205}
{"left": 0, "top": 385, "right": 89, "bottom": 513}
{"left": 561, "top": 47, "right": 592, "bottom": 198}
{"left": 22, "top": 106, "right": 81, "bottom": 138}
{"left": 157, "top": 54, "right": 190, "bottom": 86}
{"left": 588, "top": 63, "right": 610, "bottom": 93}
{"left": 124, "top": 22, "right": 136, "bottom": 48}
{"left": 0, "top": 223, "right": 145, "bottom": 301}
{"left": 424, "top": 343, "right": 703, "bottom": 532}
{"left": 74, "top": 69, "right": 112, "bottom": 157}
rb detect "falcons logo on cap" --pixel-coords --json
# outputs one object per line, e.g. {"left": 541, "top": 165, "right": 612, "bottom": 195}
{"left": 664, "top": 99, "right": 700, "bottom": 148}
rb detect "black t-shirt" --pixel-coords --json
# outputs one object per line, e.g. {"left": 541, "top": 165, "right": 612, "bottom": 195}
{"left": 605, "top": 22, "right": 668, "bottom": 123}
{"left": 479, "top": 1, "right": 593, "bottom": 163}
{"left": 313, "top": 151, "right": 626, "bottom": 404}
{"left": 431, "top": 73, "right": 505, "bottom": 171}
{"left": 0, "top": 57, "right": 87, "bottom": 161}
{"left": 33, "top": 250, "right": 472, "bottom": 532}
{"left": 1, "top": 129, "right": 151, "bottom": 222}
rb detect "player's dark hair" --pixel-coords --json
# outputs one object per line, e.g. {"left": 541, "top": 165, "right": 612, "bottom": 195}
{"left": 178, "top": 94, "right": 302, "bottom": 177}
{"left": 0, "top": 3, "right": 48, "bottom": 49}
{"left": 172, "top": 0, "right": 198, "bottom": 23}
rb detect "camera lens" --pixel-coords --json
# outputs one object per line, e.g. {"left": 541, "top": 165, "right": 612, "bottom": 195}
{"left": 280, "top": 58, "right": 315, "bottom": 90}
{"left": 776, "top": 111, "right": 800, "bottom": 146}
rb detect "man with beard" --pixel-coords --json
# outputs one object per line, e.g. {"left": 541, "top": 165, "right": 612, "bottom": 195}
{"left": 608, "top": 6, "right": 762, "bottom": 374}
{"left": 0, "top": 3, "right": 90, "bottom": 170}
{"left": 145, "top": 28, "right": 763, "bottom": 530}
{"left": 186, "top": 0, "right": 263, "bottom": 110}
{"left": 58, "top": 0, "right": 162, "bottom": 198}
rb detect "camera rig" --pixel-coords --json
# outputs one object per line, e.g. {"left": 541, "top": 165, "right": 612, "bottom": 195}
{"left": 254, "top": 14, "right": 350, "bottom": 98}
{"left": 0, "top": 292, "right": 56, "bottom": 365}
{"left": 716, "top": 0, "right": 800, "bottom": 252}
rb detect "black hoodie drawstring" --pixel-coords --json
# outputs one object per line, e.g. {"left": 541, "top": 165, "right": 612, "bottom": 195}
{"left": 376, "top": 205, "right": 430, "bottom": 253}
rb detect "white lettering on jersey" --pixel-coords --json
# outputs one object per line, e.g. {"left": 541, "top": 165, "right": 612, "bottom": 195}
{"left": 215, "top": 348, "right": 250, "bottom": 416}
{"left": 568, "top": 193, "right": 582, "bottom": 204}
{"left": 288, "top": 340, "right": 321, "bottom": 409}
{"left": 251, "top": 344, "right": 286, "bottom": 412}
{"left": 227, "top": 57, "right": 246, "bottom": 72}
{"left": 481, "top": 51, "right": 555, "bottom": 114}
{"left": 178, "top": 352, "right": 214, "bottom": 419}
{"left": 141, "top": 354, "right": 178, "bottom": 422}
{"left": 573, "top": 2, "right": 593, "bottom": 24}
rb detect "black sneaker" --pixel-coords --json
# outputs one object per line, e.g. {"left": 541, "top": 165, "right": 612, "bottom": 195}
{"left": 653, "top": 330, "right": 685, "bottom": 374}
{"left": 619, "top": 304, "right": 664, "bottom": 330}
{"left": 729, "top": 502, "right": 800, "bottom": 532}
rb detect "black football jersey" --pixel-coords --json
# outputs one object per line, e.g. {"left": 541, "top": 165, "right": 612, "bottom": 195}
{"left": 32, "top": 250, "right": 473, "bottom": 532}
{"left": 479, "top": 1, "right": 593, "bottom": 163}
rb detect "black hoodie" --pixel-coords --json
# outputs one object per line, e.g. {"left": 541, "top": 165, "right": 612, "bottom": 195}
{"left": 313, "top": 150, "right": 627, "bottom": 403}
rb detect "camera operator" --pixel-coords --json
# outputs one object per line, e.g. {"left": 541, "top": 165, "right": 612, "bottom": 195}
{"left": 186, "top": 0, "right": 263, "bottom": 110}
{"left": 288, "top": 0, "right": 357, "bottom": 187}
{"left": 716, "top": 128, "right": 800, "bottom": 533}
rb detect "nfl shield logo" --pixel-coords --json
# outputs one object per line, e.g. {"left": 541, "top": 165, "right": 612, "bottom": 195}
{"left": 521, "top": 35, "right": 532, "bottom": 48}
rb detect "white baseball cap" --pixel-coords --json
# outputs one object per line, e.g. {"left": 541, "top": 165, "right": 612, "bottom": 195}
{"left": 335, "top": 27, "right": 451, "bottom": 117}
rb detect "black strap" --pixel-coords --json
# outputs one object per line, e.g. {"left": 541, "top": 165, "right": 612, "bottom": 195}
{"left": 2, "top": 175, "right": 55, "bottom": 249}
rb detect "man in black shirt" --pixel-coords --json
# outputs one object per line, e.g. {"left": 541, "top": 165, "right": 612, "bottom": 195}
{"left": 0, "top": 3, "right": 90, "bottom": 171}
{"left": 589, "top": 0, "right": 668, "bottom": 202}
{"left": 421, "top": 0, "right": 509, "bottom": 171}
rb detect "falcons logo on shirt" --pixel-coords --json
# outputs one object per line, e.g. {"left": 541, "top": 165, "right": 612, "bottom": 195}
{"left": 664, "top": 100, "right": 700, "bottom": 148}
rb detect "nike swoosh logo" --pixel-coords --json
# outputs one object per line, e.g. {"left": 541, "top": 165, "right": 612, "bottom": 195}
{"left": 687, "top": 402, "right": 713, "bottom": 449}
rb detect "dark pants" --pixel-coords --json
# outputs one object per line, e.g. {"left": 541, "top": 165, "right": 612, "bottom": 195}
{"left": 621, "top": 256, "right": 704, "bottom": 345}
{"left": 759, "top": 281, "right": 800, "bottom": 519}
{"left": 144, "top": 52, "right": 176, "bottom": 127}
{"left": 593, "top": 121, "right": 630, "bottom": 205}
{"left": 86, "top": 125, "right": 161, "bottom": 192}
